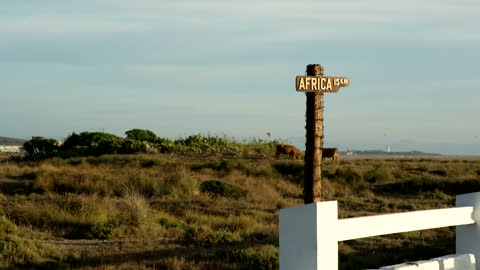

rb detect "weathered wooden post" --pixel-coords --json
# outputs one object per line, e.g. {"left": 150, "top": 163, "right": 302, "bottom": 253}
{"left": 279, "top": 66, "right": 350, "bottom": 269}
{"left": 296, "top": 64, "right": 349, "bottom": 203}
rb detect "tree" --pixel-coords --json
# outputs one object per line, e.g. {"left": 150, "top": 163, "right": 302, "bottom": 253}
{"left": 23, "top": 136, "right": 59, "bottom": 158}
{"left": 125, "top": 129, "right": 158, "bottom": 142}
{"left": 62, "top": 132, "right": 121, "bottom": 156}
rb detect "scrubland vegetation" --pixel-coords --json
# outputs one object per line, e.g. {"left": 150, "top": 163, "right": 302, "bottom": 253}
{"left": 1, "top": 130, "right": 480, "bottom": 269}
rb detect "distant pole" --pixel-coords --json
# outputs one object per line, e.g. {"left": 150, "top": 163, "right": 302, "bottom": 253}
{"left": 304, "top": 64, "right": 324, "bottom": 204}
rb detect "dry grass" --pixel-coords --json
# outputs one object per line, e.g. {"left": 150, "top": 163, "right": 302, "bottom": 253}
{"left": 0, "top": 154, "right": 479, "bottom": 269}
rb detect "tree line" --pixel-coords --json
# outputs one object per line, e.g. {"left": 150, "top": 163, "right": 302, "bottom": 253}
{"left": 22, "top": 129, "right": 278, "bottom": 160}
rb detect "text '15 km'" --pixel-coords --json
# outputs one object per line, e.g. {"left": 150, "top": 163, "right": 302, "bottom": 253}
{"left": 296, "top": 76, "right": 350, "bottom": 92}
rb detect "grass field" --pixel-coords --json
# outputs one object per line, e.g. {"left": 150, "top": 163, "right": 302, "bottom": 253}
{"left": 1, "top": 152, "right": 480, "bottom": 269}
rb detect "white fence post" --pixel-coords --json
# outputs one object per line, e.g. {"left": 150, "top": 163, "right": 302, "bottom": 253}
{"left": 279, "top": 201, "right": 338, "bottom": 270}
{"left": 279, "top": 192, "right": 480, "bottom": 270}
{"left": 457, "top": 192, "right": 480, "bottom": 270}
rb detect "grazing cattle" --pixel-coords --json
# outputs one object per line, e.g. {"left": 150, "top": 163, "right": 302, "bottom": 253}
{"left": 322, "top": 148, "right": 339, "bottom": 162}
{"left": 275, "top": 144, "right": 302, "bottom": 159}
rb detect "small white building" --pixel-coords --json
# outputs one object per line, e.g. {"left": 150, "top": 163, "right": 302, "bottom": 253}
{"left": 0, "top": 145, "right": 23, "bottom": 153}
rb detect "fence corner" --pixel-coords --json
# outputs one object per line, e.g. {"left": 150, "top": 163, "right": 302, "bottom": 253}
{"left": 279, "top": 201, "right": 338, "bottom": 270}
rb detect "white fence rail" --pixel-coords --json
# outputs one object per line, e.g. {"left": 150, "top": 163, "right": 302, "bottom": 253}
{"left": 279, "top": 191, "right": 480, "bottom": 270}
{"left": 337, "top": 206, "right": 474, "bottom": 242}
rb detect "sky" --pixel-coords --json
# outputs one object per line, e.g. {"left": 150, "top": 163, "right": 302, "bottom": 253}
{"left": 1, "top": 0, "right": 479, "bottom": 155}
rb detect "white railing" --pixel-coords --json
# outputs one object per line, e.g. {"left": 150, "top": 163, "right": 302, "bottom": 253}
{"left": 337, "top": 206, "right": 474, "bottom": 241}
{"left": 279, "top": 191, "right": 480, "bottom": 270}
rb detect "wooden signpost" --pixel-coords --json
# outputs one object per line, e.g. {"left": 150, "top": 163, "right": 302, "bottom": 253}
{"left": 296, "top": 64, "right": 349, "bottom": 204}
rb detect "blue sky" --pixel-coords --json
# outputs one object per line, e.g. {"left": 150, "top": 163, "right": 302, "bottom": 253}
{"left": 1, "top": 1, "right": 479, "bottom": 155}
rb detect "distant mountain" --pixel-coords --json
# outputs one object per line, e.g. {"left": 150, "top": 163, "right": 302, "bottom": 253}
{"left": 287, "top": 136, "right": 480, "bottom": 156}
{"left": 341, "top": 150, "right": 441, "bottom": 157}
{"left": 0, "top": 136, "right": 26, "bottom": 146}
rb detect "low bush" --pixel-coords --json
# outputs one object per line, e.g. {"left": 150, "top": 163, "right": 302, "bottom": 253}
{"left": 89, "top": 221, "right": 115, "bottom": 240}
{"left": 199, "top": 180, "right": 247, "bottom": 199}
{"left": 0, "top": 235, "right": 44, "bottom": 266}
{"left": 114, "top": 192, "right": 149, "bottom": 228}
{"left": 162, "top": 168, "right": 197, "bottom": 199}
{"left": 18, "top": 131, "right": 282, "bottom": 159}
{"left": 191, "top": 159, "right": 236, "bottom": 174}
{"left": 378, "top": 178, "right": 480, "bottom": 196}
{"left": 22, "top": 136, "right": 59, "bottom": 160}
{"left": 231, "top": 244, "right": 279, "bottom": 270}
{"left": 180, "top": 225, "right": 241, "bottom": 247}
{"left": 0, "top": 215, "right": 17, "bottom": 236}
{"left": 157, "top": 212, "right": 184, "bottom": 229}
{"left": 125, "top": 129, "right": 157, "bottom": 143}
{"left": 272, "top": 161, "right": 303, "bottom": 185}
{"left": 334, "top": 167, "right": 363, "bottom": 184}
{"left": 3, "top": 193, "right": 152, "bottom": 239}
{"left": 429, "top": 169, "right": 448, "bottom": 176}
{"left": 364, "top": 163, "right": 394, "bottom": 184}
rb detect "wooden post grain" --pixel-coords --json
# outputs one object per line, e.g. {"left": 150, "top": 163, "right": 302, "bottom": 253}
{"left": 304, "top": 64, "right": 324, "bottom": 204}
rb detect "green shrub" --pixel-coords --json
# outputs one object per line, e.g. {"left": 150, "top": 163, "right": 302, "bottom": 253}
{"left": 180, "top": 225, "right": 241, "bottom": 247}
{"left": 157, "top": 212, "right": 183, "bottom": 228}
{"left": 191, "top": 159, "right": 243, "bottom": 176}
{"left": 90, "top": 221, "right": 115, "bottom": 240}
{"left": 251, "top": 163, "right": 275, "bottom": 178}
{"left": 397, "top": 203, "right": 417, "bottom": 211}
{"left": 67, "top": 158, "right": 84, "bottom": 166}
{"left": 231, "top": 245, "right": 279, "bottom": 270}
{"left": 0, "top": 235, "right": 44, "bottom": 266}
{"left": 381, "top": 178, "right": 480, "bottom": 196}
{"left": 162, "top": 169, "right": 196, "bottom": 198}
{"left": 243, "top": 139, "right": 278, "bottom": 157}
{"left": 155, "top": 137, "right": 176, "bottom": 153}
{"left": 117, "top": 139, "right": 149, "bottom": 154}
{"left": 199, "top": 180, "right": 246, "bottom": 199}
{"left": 114, "top": 192, "right": 149, "bottom": 227}
{"left": 0, "top": 216, "right": 17, "bottom": 236}
{"left": 5, "top": 194, "right": 113, "bottom": 239}
{"left": 173, "top": 134, "right": 249, "bottom": 155}
{"left": 272, "top": 161, "right": 304, "bottom": 185}
{"left": 21, "top": 131, "right": 283, "bottom": 158}
{"left": 429, "top": 169, "right": 448, "bottom": 176}
{"left": 140, "top": 159, "right": 157, "bottom": 168}
{"left": 125, "top": 129, "right": 158, "bottom": 142}
{"left": 23, "top": 136, "right": 59, "bottom": 159}
{"left": 422, "top": 189, "right": 451, "bottom": 200}
{"left": 364, "top": 163, "right": 394, "bottom": 184}
{"left": 191, "top": 159, "right": 238, "bottom": 174}
{"left": 62, "top": 131, "right": 122, "bottom": 156}
{"left": 334, "top": 167, "right": 363, "bottom": 184}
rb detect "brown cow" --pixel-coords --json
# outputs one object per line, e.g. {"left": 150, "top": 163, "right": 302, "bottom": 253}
{"left": 322, "top": 148, "right": 339, "bottom": 162}
{"left": 275, "top": 144, "right": 302, "bottom": 159}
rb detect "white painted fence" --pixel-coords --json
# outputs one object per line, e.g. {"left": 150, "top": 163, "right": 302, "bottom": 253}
{"left": 375, "top": 254, "right": 475, "bottom": 270}
{"left": 279, "top": 191, "right": 480, "bottom": 270}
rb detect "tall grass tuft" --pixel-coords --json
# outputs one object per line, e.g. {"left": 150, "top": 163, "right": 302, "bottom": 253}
{"left": 115, "top": 190, "right": 150, "bottom": 228}
{"left": 180, "top": 225, "right": 241, "bottom": 247}
{"left": 231, "top": 245, "right": 279, "bottom": 270}
{"left": 364, "top": 163, "right": 394, "bottom": 184}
